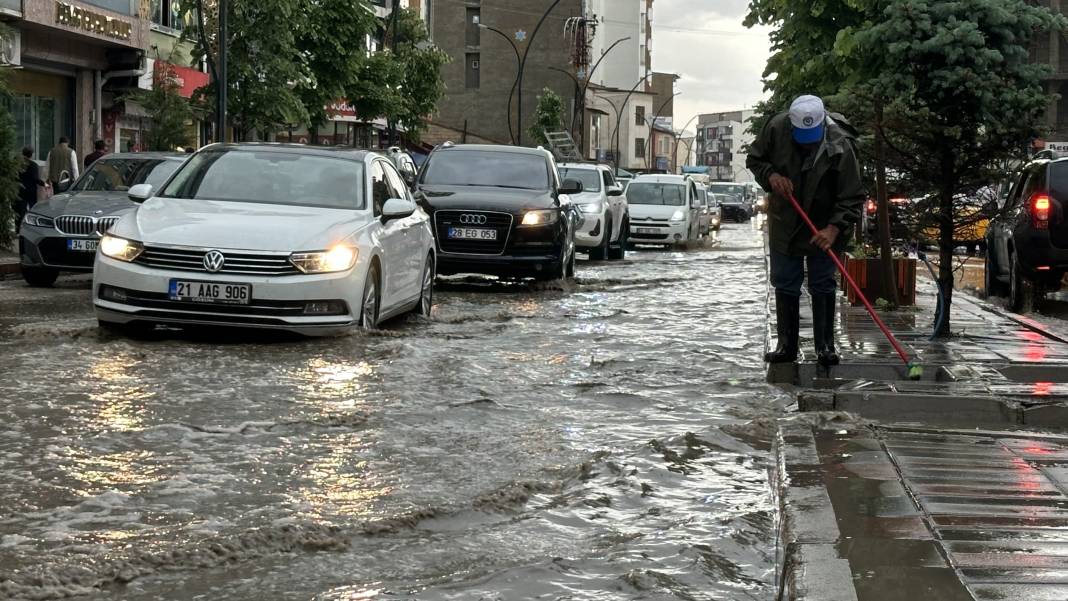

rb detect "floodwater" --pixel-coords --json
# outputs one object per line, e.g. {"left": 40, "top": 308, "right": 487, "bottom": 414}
{"left": 0, "top": 226, "right": 787, "bottom": 600}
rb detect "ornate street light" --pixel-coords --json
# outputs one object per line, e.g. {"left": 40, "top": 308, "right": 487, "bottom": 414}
{"left": 516, "top": 0, "right": 564, "bottom": 146}
{"left": 479, "top": 24, "right": 522, "bottom": 145}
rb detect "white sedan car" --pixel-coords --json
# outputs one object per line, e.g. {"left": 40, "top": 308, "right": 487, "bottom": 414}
{"left": 93, "top": 144, "right": 436, "bottom": 336}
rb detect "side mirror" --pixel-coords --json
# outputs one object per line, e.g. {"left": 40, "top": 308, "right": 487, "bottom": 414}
{"left": 382, "top": 197, "right": 416, "bottom": 221}
{"left": 128, "top": 183, "right": 153, "bottom": 203}
{"left": 559, "top": 178, "right": 584, "bottom": 195}
{"left": 607, "top": 186, "right": 624, "bottom": 197}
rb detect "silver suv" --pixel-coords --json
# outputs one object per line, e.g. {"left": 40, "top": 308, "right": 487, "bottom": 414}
{"left": 557, "top": 162, "right": 629, "bottom": 260}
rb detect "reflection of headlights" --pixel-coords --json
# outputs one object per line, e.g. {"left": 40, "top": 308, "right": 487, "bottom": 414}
{"left": 521, "top": 210, "right": 559, "bottom": 226}
{"left": 580, "top": 202, "right": 603, "bottom": 214}
{"left": 290, "top": 246, "right": 358, "bottom": 274}
{"left": 711, "top": 216, "right": 721, "bottom": 225}
{"left": 756, "top": 199, "right": 766, "bottom": 208}
{"left": 99, "top": 235, "right": 144, "bottom": 262}
{"left": 23, "top": 213, "right": 55, "bottom": 228}
{"left": 670, "top": 210, "right": 685, "bottom": 222}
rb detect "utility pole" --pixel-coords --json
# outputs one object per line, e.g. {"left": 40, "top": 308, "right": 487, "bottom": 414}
{"left": 216, "top": 0, "right": 227, "bottom": 143}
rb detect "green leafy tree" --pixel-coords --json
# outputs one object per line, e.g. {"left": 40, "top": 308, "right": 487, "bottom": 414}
{"left": 0, "top": 79, "right": 21, "bottom": 246}
{"left": 380, "top": 8, "right": 450, "bottom": 141}
{"left": 129, "top": 62, "right": 195, "bottom": 151}
{"left": 527, "top": 88, "right": 565, "bottom": 147}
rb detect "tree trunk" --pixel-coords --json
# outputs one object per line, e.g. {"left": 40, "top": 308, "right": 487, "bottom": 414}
{"left": 934, "top": 147, "right": 956, "bottom": 337}
{"left": 873, "top": 101, "right": 899, "bottom": 308}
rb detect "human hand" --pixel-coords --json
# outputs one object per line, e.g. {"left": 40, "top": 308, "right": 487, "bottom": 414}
{"left": 769, "top": 173, "right": 794, "bottom": 199}
{"left": 810, "top": 224, "right": 840, "bottom": 252}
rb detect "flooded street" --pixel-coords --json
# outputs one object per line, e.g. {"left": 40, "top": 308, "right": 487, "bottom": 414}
{"left": 0, "top": 226, "right": 787, "bottom": 601}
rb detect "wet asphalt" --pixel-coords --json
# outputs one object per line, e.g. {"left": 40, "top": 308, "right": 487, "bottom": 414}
{"left": 0, "top": 225, "right": 788, "bottom": 601}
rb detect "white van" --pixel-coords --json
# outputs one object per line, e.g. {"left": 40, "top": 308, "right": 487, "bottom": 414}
{"left": 625, "top": 174, "right": 702, "bottom": 248}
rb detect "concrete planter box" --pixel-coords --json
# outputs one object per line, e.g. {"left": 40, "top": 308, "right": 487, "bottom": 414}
{"left": 843, "top": 255, "right": 917, "bottom": 306}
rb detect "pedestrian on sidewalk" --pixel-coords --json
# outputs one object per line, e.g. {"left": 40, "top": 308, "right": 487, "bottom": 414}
{"left": 747, "top": 95, "right": 865, "bottom": 366}
{"left": 83, "top": 140, "right": 107, "bottom": 169}
{"left": 16, "top": 146, "right": 44, "bottom": 228}
{"left": 44, "top": 136, "right": 79, "bottom": 193}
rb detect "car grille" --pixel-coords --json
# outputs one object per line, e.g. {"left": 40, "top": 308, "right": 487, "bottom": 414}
{"left": 134, "top": 246, "right": 302, "bottom": 276}
{"left": 101, "top": 288, "right": 323, "bottom": 317}
{"left": 37, "top": 237, "right": 95, "bottom": 268}
{"left": 435, "top": 210, "right": 513, "bottom": 255}
{"left": 54, "top": 215, "right": 123, "bottom": 236}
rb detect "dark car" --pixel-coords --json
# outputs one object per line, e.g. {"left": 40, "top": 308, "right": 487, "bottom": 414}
{"left": 414, "top": 144, "right": 583, "bottom": 281}
{"left": 716, "top": 193, "right": 751, "bottom": 222}
{"left": 986, "top": 156, "right": 1068, "bottom": 311}
{"left": 18, "top": 152, "right": 186, "bottom": 287}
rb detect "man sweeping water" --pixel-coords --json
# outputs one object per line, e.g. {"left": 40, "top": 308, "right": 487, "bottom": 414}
{"left": 747, "top": 95, "right": 865, "bottom": 366}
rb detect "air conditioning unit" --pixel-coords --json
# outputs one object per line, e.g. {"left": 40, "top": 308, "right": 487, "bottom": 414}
{"left": 0, "top": 30, "right": 20, "bottom": 67}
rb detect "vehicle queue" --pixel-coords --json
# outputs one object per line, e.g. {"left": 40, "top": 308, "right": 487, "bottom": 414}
{"left": 15, "top": 142, "right": 750, "bottom": 337}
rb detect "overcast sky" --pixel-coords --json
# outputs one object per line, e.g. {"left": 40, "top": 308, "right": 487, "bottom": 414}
{"left": 652, "top": 0, "right": 772, "bottom": 131}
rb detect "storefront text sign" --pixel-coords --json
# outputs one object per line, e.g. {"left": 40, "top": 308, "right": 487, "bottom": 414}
{"left": 55, "top": 1, "right": 132, "bottom": 41}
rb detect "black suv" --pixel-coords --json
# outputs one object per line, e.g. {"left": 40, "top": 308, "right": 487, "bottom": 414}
{"left": 986, "top": 155, "right": 1068, "bottom": 311}
{"left": 415, "top": 144, "right": 583, "bottom": 281}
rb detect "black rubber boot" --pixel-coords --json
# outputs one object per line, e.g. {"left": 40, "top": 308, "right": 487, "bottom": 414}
{"left": 764, "top": 290, "right": 800, "bottom": 363}
{"left": 812, "top": 293, "right": 841, "bottom": 367}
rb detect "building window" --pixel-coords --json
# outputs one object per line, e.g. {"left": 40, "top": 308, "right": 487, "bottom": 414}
{"left": 635, "top": 105, "right": 645, "bottom": 126}
{"left": 465, "top": 53, "right": 480, "bottom": 89}
{"left": 465, "top": 7, "right": 480, "bottom": 47}
{"left": 150, "top": 0, "right": 187, "bottom": 32}
{"left": 635, "top": 138, "right": 646, "bottom": 158}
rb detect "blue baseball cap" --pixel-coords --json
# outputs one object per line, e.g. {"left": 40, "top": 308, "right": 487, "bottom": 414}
{"left": 790, "top": 95, "right": 826, "bottom": 144}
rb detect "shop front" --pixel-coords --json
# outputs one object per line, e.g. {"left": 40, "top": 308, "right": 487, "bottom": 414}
{"left": 8, "top": 0, "right": 151, "bottom": 161}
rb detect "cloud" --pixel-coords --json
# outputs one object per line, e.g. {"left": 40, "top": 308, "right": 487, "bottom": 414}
{"left": 652, "top": 0, "right": 772, "bottom": 131}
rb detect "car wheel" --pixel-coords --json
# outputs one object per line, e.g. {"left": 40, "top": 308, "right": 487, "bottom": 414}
{"left": 360, "top": 263, "right": 381, "bottom": 329}
{"left": 22, "top": 266, "right": 58, "bottom": 288}
{"left": 410, "top": 253, "right": 434, "bottom": 318}
{"left": 1008, "top": 251, "right": 1036, "bottom": 313}
{"left": 608, "top": 218, "right": 628, "bottom": 260}
{"left": 589, "top": 219, "right": 610, "bottom": 261}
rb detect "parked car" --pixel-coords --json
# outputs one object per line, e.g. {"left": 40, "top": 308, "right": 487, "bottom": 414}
{"left": 19, "top": 152, "right": 187, "bottom": 287}
{"left": 694, "top": 185, "right": 712, "bottom": 237}
{"left": 986, "top": 156, "right": 1068, "bottom": 311}
{"left": 625, "top": 174, "right": 702, "bottom": 248}
{"left": 93, "top": 144, "right": 435, "bottom": 335}
{"left": 717, "top": 193, "right": 751, "bottom": 222}
{"left": 558, "top": 162, "right": 629, "bottom": 260}
{"left": 415, "top": 144, "right": 583, "bottom": 281}
{"left": 918, "top": 191, "right": 992, "bottom": 255}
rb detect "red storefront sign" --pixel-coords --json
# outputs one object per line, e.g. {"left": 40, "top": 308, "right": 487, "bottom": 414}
{"left": 156, "top": 61, "right": 211, "bottom": 99}
{"left": 326, "top": 100, "right": 359, "bottom": 121}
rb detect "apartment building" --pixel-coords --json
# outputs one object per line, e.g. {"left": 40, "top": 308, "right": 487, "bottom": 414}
{"left": 695, "top": 109, "right": 756, "bottom": 182}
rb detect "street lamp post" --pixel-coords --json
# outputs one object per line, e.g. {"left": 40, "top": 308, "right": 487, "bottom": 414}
{"left": 479, "top": 24, "right": 521, "bottom": 145}
{"left": 573, "top": 36, "right": 630, "bottom": 149}
{"left": 517, "top": 0, "right": 564, "bottom": 146}
{"left": 673, "top": 114, "right": 701, "bottom": 174}
{"left": 609, "top": 73, "right": 652, "bottom": 171}
{"left": 643, "top": 91, "right": 680, "bottom": 169}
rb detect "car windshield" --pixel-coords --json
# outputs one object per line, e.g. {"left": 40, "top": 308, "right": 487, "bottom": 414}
{"left": 421, "top": 150, "right": 549, "bottom": 190}
{"left": 710, "top": 184, "right": 746, "bottom": 199}
{"left": 159, "top": 149, "right": 365, "bottom": 210}
{"left": 558, "top": 168, "right": 602, "bottom": 192}
{"left": 626, "top": 182, "right": 686, "bottom": 206}
{"left": 71, "top": 158, "right": 182, "bottom": 192}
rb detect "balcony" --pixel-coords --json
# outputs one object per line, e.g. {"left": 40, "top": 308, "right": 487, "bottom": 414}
{"left": 0, "top": 0, "right": 19, "bottom": 17}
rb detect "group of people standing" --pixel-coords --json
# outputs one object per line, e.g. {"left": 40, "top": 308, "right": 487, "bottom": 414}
{"left": 14, "top": 138, "right": 108, "bottom": 227}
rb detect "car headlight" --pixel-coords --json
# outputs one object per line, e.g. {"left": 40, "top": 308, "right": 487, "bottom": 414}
{"left": 289, "top": 246, "right": 358, "bottom": 274}
{"left": 711, "top": 216, "right": 721, "bottom": 225}
{"left": 99, "top": 235, "right": 144, "bottom": 262}
{"left": 580, "top": 202, "right": 603, "bottom": 214}
{"left": 670, "top": 210, "right": 686, "bottom": 222}
{"left": 23, "top": 213, "right": 54, "bottom": 228}
{"left": 521, "top": 210, "right": 559, "bottom": 226}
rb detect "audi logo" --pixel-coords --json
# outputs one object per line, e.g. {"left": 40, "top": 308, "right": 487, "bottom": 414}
{"left": 203, "top": 250, "right": 226, "bottom": 273}
{"left": 459, "top": 214, "right": 488, "bottom": 225}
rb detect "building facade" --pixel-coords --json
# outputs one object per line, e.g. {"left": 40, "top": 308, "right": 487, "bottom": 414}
{"left": 584, "top": 0, "right": 652, "bottom": 92}
{"left": 695, "top": 109, "right": 756, "bottom": 182}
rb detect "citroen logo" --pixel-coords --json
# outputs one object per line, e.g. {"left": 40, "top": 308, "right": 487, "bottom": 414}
{"left": 203, "top": 250, "right": 226, "bottom": 273}
{"left": 459, "top": 213, "right": 488, "bottom": 225}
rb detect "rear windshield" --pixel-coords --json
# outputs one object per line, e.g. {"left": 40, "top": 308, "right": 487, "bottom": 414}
{"left": 626, "top": 182, "right": 685, "bottom": 206}
{"left": 558, "top": 168, "right": 602, "bottom": 192}
{"left": 159, "top": 149, "right": 365, "bottom": 210}
{"left": 71, "top": 158, "right": 182, "bottom": 192}
{"left": 422, "top": 150, "right": 549, "bottom": 190}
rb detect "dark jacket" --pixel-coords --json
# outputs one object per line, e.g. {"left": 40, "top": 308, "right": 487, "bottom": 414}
{"left": 18, "top": 159, "right": 42, "bottom": 207}
{"left": 747, "top": 111, "right": 865, "bottom": 256}
{"left": 84, "top": 150, "right": 106, "bottom": 169}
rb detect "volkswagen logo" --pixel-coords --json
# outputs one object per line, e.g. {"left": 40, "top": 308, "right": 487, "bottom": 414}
{"left": 203, "top": 250, "right": 226, "bottom": 273}
{"left": 459, "top": 213, "right": 488, "bottom": 225}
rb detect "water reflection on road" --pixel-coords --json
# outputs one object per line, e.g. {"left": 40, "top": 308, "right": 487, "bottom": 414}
{"left": 0, "top": 225, "right": 787, "bottom": 600}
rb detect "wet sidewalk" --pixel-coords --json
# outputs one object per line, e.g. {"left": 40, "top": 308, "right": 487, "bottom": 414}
{"left": 767, "top": 279, "right": 1068, "bottom": 428}
{"left": 777, "top": 418, "right": 1068, "bottom": 601}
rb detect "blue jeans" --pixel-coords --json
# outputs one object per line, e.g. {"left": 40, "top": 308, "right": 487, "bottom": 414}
{"left": 770, "top": 251, "right": 838, "bottom": 297}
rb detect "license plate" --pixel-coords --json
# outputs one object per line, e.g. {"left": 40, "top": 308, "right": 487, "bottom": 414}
{"left": 448, "top": 227, "right": 497, "bottom": 241}
{"left": 636, "top": 228, "right": 659, "bottom": 234}
{"left": 169, "top": 280, "right": 251, "bottom": 305}
{"left": 67, "top": 239, "right": 98, "bottom": 252}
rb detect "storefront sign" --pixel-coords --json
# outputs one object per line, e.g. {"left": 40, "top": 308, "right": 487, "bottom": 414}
{"left": 1046, "top": 141, "right": 1068, "bottom": 153}
{"left": 55, "top": 1, "right": 133, "bottom": 41}
{"left": 326, "top": 100, "right": 358, "bottom": 122}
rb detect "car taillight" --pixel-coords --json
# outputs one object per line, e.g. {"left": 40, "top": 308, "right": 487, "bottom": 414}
{"left": 866, "top": 199, "right": 877, "bottom": 216}
{"left": 1031, "top": 193, "right": 1052, "bottom": 229}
